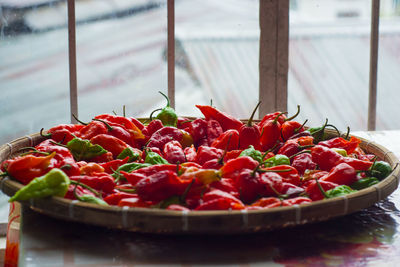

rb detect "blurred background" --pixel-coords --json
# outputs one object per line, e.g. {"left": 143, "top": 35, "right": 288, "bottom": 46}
{"left": 0, "top": 0, "right": 400, "bottom": 222}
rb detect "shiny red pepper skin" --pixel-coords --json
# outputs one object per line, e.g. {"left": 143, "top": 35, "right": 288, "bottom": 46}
{"left": 78, "top": 121, "right": 108, "bottom": 140}
{"left": 94, "top": 114, "right": 144, "bottom": 140}
{"left": 319, "top": 136, "right": 361, "bottom": 154}
{"left": 202, "top": 189, "right": 244, "bottom": 207}
{"left": 305, "top": 180, "right": 338, "bottom": 201}
{"left": 46, "top": 124, "right": 84, "bottom": 144}
{"left": 64, "top": 184, "right": 96, "bottom": 200}
{"left": 90, "top": 134, "right": 128, "bottom": 158}
{"left": 311, "top": 145, "right": 342, "bottom": 171}
{"left": 258, "top": 112, "right": 287, "bottom": 128}
{"left": 211, "top": 129, "right": 240, "bottom": 151}
{"left": 129, "top": 117, "right": 145, "bottom": 130}
{"left": 95, "top": 120, "right": 135, "bottom": 147}
{"left": 259, "top": 118, "right": 282, "bottom": 151}
{"left": 195, "top": 105, "right": 243, "bottom": 131}
{"left": 70, "top": 173, "right": 115, "bottom": 194}
{"left": 282, "top": 197, "right": 311, "bottom": 206}
{"left": 320, "top": 162, "right": 357, "bottom": 186}
{"left": 163, "top": 141, "right": 186, "bottom": 164}
{"left": 142, "top": 119, "right": 163, "bottom": 139}
{"left": 206, "top": 120, "right": 224, "bottom": 145}
{"left": 262, "top": 165, "right": 301, "bottom": 186}
{"left": 147, "top": 127, "right": 193, "bottom": 150}
{"left": 236, "top": 169, "right": 262, "bottom": 203}
{"left": 291, "top": 153, "right": 317, "bottom": 175}
{"left": 220, "top": 156, "right": 259, "bottom": 179}
{"left": 280, "top": 121, "right": 305, "bottom": 141}
{"left": 251, "top": 197, "right": 281, "bottom": 209}
{"left": 210, "top": 178, "right": 240, "bottom": 198}
{"left": 183, "top": 145, "right": 197, "bottom": 162}
{"left": 195, "top": 146, "right": 224, "bottom": 165}
{"left": 136, "top": 170, "right": 190, "bottom": 202}
{"left": 337, "top": 157, "right": 373, "bottom": 171}
{"left": 104, "top": 192, "right": 138, "bottom": 205}
{"left": 124, "top": 164, "right": 178, "bottom": 186}
{"left": 188, "top": 118, "right": 208, "bottom": 146}
{"left": 100, "top": 157, "right": 129, "bottom": 174}
{"left": 239, "top": 124, "right": 261, "bottom": 150}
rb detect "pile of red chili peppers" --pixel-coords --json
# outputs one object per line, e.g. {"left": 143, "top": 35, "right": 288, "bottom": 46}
{"left": 0, "top": 95, "right": 393, "bottom": 211}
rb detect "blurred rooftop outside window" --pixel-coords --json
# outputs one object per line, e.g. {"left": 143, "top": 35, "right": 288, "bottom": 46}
{"left": 0, "top": 0, "right": 400, "bottom": 222}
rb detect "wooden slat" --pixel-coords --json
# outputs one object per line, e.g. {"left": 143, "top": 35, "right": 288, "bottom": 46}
{"left": 368, "top": 0, "right": 380, "bottom": 130}
{"left": 67, "top": 0, "right": 78, "bottom": 123}
{"left": 167, "top": 0, "right": 175, "bottom": 109}
{"left": 259, "top": 0, "right": 289, "bottom": 117}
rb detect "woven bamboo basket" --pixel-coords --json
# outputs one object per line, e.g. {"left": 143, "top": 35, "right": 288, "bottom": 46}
{"left": 0, "top": 129, "right": 399, "bottom": 234}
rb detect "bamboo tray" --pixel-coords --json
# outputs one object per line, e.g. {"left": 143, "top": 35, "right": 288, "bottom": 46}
{"left": 0, "top": 132, "right": 399, "bottom": 234}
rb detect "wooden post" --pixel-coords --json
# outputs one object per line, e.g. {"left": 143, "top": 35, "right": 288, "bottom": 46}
{"left": 368, "top": 0, "right": 380, "bottom": 131}
{"left": 167, "top": 0, "right": 175, "bottom": 109}
{"left": 259, "top": 0, "right": 289, "bottom": 117}
{"left": 67, "top": 0, "right": 78, "bottom": 123}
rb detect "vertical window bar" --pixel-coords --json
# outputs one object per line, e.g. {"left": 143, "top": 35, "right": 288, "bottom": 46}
{"left": 68, "top": 0, "right": 78, "bottom": 123}
{"left": 167, "top": 0, "right": 175, "bottom": 109}
{"left": 259, "top": 0, "right": 289, "bottom": 117}
{"left": 368, "top": 0, "right": 380, "bottom": 131}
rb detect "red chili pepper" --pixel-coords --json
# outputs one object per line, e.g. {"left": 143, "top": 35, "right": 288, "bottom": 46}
{"left": 70, "top": 173, "right": 115, "bottom": 194}
{"left": 163, "top": 140, "right": 186, "bottom": 164}
{"left": 92, "top": 119, "right": 135, "bottom": 147}
{"left": 280, "top": 120, "right": 305, "bottom": 141}
{"left": 94, "top": 114, "right": 145, "bottom": 140}
{"left": 211, "top": 129, "right": 239, "bottom": 151}
{"left": 305, "top": 180, "right": 338, "bottom": 201}
{"left": 220, "top": 156, "right": 259, "bottom": 179}
{"left": 177, "top": 117, "right": 192, "bottom": 130}
{"left": 195, "top": 197, "right": 245, "bottom": 211}
{"left": 206, "top": 120, "right": 224, "bottom": 145}
{"left": 183, "top": 145, "right": 197, "bottom": 162}
{"left": 65, "top": 184, "right": 96, "bottom": 200}
{"left": 259, "top": 112, "right": 285, "bottom": 151}
{"left": 147, "top": 126, "right": 193, "bottom": 150}
{"left": 100, "top": 157, "right": 129, "bottom": 174}
{"left": 79, "top": 162, "right": 104, "bottom": 175}
{"left": 311, "top": 145, "right": 342, "bottom": 171}
{"left": 104, "top": 192, "right": 138, "bottom": 205}
{"left": 142, "top": 119, "right": 163, "bottom": 139}
{"left": 90, "top": 134, "right": 128, "bottom": 158}
{"left": 223, "top": 150, "right": 243, "bottom": 162}
{"left": 1, "top": 152, "right": 55, "bottom": 184}
{"left": 195, "top": 105, "right": 243, "bottom": 131}
{"left": 262, "top": 165, "right": 301, "bottom": 185}
{"left": 42, "top": 124, "right": 84, "bottom": 144}
{"left": 202, "top": 189, "right": 244, "bottom": 207}
{"left": 124, "top": 164, "right": 178, "bottom": 186}
{"left": 239, "top": 102, "right": 261, "bottom": 150}
{"left": 210, "top": 178, "right": 240, "bottom": 198}
{"left": 35, "top": 139, "right": 80, "bottom": 176}
{"left": 77, "top": 121, "right": 108, "bottom": 140}
{"left": 337, "top": 157, "right": 373, "bottom": 171}
{"left": 281, "top": 197, "right": 311, "bottom": 206}
{"left": 188, "top": 118, "right": 208, "bottom": 146}
{"left": 291, "top": 153, "right": 317, "bottom": 175}
{"left": 320, "top": 162, "right": 357, "bottom": 186}
{"left": 90, "top": 152, "right": 114, "bottom": 163}
{"left": 195, "top": 146, "right": 224, "bottom": 165}
{"left": 118, "top": 197, "right": 153, "bottom": 208}
{"left": 258, "top": 112, "right": 287, "bottom": 129}
{"left": 136, "top": 170, "right": 190, "bottom": 202}
{"left": 319, "top": 136, "right": 361, "bottom": 154}
{"left": 129, "top": 117, "right": 145, "bottom": 130}
{"left": 251, "top": 197, "right": 281, "bottom": 209}
{"left": 236, "top": 169, "right": 262, "bottom": 203}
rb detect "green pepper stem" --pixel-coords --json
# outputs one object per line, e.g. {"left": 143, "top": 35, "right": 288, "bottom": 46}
{"left": 247, "top": 102, "right": 261, "bottom": 127}
{"left": 325, "top": 124, "right": 341, "bottom": 137}
{"left": 344, "top": 126, "right": 350, "bottom": 140}
{"left": 289, "top": 149, "right": 311, "bottom": 159}
{"left": 268, "top": 183, "right": 288, "bottom": 200}
{"left": 40, "top": 128, "right": 52, "bottom": 138}
{"left": 180, "top": 178, "right": 195, "bottom": 203}
{"left": 295, "top": 119, "right": 308, "bottom": 133}
{"left": 218, "top": 133, "right": 232, "bottom": 165}
{"left": 115, "top": 187, "right": 136, "bottom": 193}
{"left": 49, "top": 140, "right": 68, "bottom": 148}
{"left": 285, "top": 105, "right": 301, "bottom": 121}
{"left": 314, "top": 178, "right": 329, "bottom": 199}
{"left": 72, "top": 114, "right": 88, "bottom": 125}
{"left": 70, "top": 180, "right": 102, "bottom": 197}
{"left": 149, "top": 108, "right": 163, "bottom": 121}
{"left": 159, "top": 91, "right": 171, "bottom": 107}
{"left": 273, "top": 112, "right": 287, "bottom": 124}
{"left": 123, "top": 105, "right": 126, "bottom": 117}
{"left": 92, "top": 118, "right": 113, "bottom": 131}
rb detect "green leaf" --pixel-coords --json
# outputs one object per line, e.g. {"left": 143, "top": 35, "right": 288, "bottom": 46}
{"left": 67, "top": 138, "right": 107, "bottom": 161}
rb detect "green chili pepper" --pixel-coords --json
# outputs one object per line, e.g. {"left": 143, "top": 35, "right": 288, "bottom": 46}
{"left": 155, "top": 91, "right": 177, "bottom": 127}
{"left": 239, "top": 145, "right": 263, "bottom": 163}
{"left": 67, "top": 137, "right": 107, "bottom": 161}
{"left": 325, "top": 185, "right": 357, "bottom": 198}
{"left": 309, "top": 119, "right": 329, "bottom": 143}
{"left": 145, "top": 149, "right": 170, "bottom": 165}
{"left": 350, "top": 177, "right": 380, "bottom": 190}
{"left": 368, "top": 161, "right": 392, "bottom": 180}
{"left": 117, "top": 147, "right": 141, "bottom": 162}
{"left": 76, "top": 194, "right": 108, "bottom": 205}
{"left": 9, "top": 168, "right": 70, "bottom": 202}
{"left": 264, "top": 154, "right": 290, "bottom": 167}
